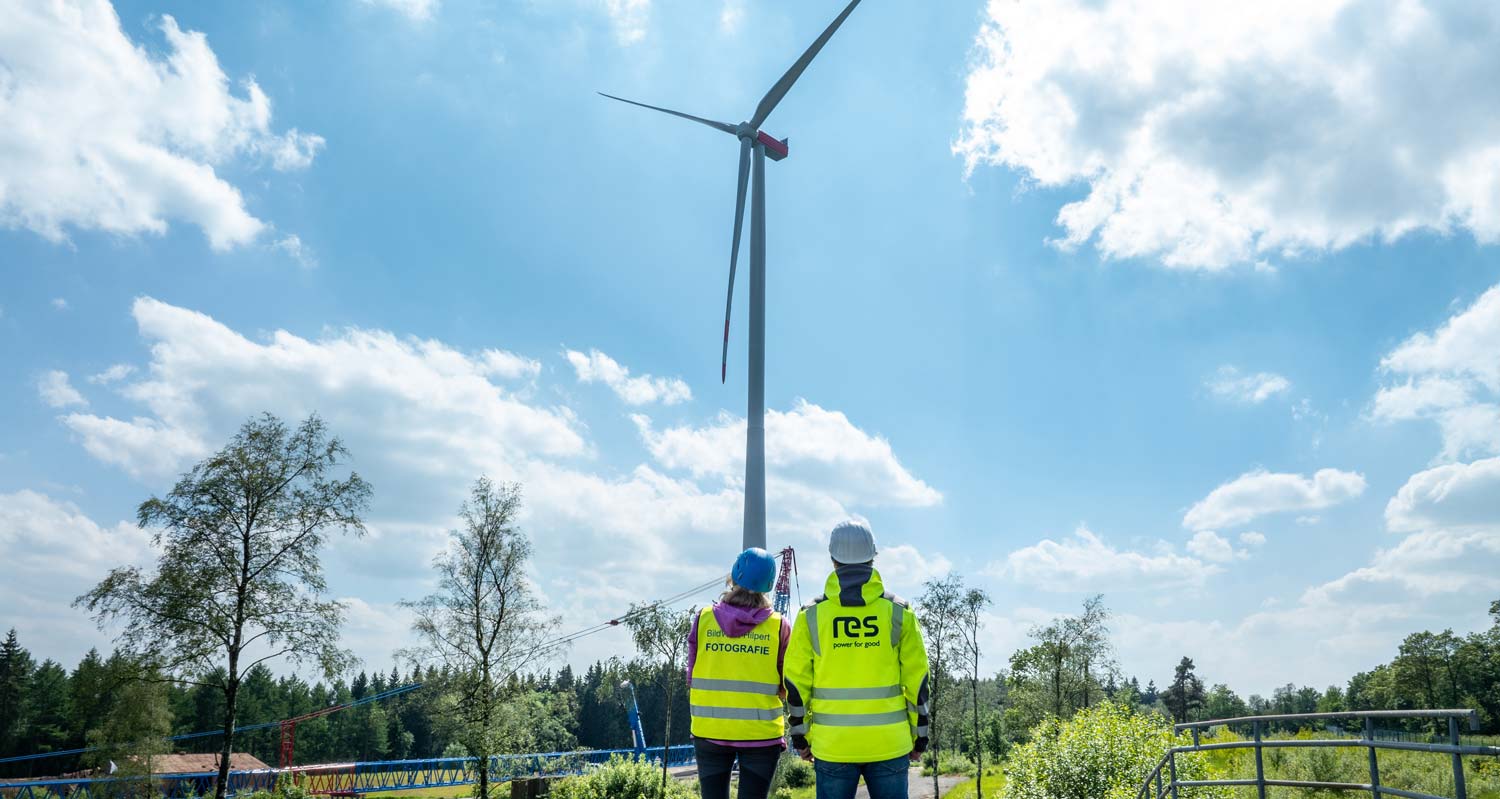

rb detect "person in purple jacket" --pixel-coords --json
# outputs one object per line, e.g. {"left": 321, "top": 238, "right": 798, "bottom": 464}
{"left": 686, "top": 548, "right": 793, "bottom": 799}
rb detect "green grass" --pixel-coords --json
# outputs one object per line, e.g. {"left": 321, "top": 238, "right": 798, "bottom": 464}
{"left": 1186, "top": 729, "right": 1500, "bottom": 799}
{"left": 941, "top": 765, "right": 1006, "bottom": 799}
{"left": 364, "top": 787, "right": 472, "bottom": 799}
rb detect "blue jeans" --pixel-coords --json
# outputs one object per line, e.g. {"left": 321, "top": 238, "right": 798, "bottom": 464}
{"left": 814, "top": 755, "right": 909, "bottom": 799}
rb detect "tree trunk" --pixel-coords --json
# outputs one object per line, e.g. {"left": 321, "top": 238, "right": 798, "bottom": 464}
{"left": 972, "top": 634, "right": 983, "bottom": 799}
{"left": 660, "top": 671, "right": 672, "bottom": 797}
{"left": 215, "top": 669, "right": 239, "bottom": 799}
{"left": 930, "top": 660, "right": 940, "bottom": 799}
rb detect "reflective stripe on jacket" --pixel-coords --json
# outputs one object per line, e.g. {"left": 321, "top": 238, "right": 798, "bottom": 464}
{"left": 783, "top": 565, "right": 930, "bottom": 763}
{"left": 689, "top": 606, "right": 786, "bottom": 740}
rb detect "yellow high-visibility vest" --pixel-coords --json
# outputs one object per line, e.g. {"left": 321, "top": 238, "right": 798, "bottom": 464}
{"left": 689, "top": 606, "right": 785, "bottom": 740}
{"left": 784, "top": 567, "right": 929, "bottom": 763}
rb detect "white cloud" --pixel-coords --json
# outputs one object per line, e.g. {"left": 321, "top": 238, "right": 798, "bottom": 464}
{"left": 1186, "top": 530, "right": 1237, "bottom": 563}
{"left": 0, "top": 490, "right": 156, "bottom": 666}
{"left": 1206, "top": 366, "right": 1291, "bottom": 404}
{"left": 1386, "top": 457, "right": 1500, "bottom": 533}
{"left": 633, "top": 400, "right": 941, "bottom": 508}
{"left": 88, "top": 364, "right": 135, "bottom": 384}
{"left": 602, "top": 0, "right": 650, "bottom": 44}
{"left": 63, "top": 297, "right": 587, "bottom": 480}
{"left": 565, "top": 348, "right": 691, "bottom": 405}
{"left": 273, "top": 235, "right": 317, "bottom": 269}
{"left": 874, "top": 544, "right": 953, "bottom": 596}
{"left": 955, "top": 0, "right": 1500, "bottom": 270}
{"left": 360, "top": 0, "right": 438, "bottom": 22}
{"left": 38, "top": 298, "right": 937, "bottom": 671}
{"left": 993, "top": 526, "right": 1217, "bottom": 590}
{"left": 1372, "top": 284, "right": 1500, "bottom": 460}
{"left": 1304, "top": 527, "right": 1500, "bottom": 605}
{"left": 1183, "top": 468, "right": 1366, "bottom": 530}
{"left": 481, "top": 350, "right": 542, "bottom": 380}
{"left": 0, "top": 2, "right": 321, "bottom": 250}
{"left": 1238, "top": 531, "right": 1267, "bottom": 547}
{"left": 51, "top": 298, "right": 69, "bottom": 311}
{"left": 720, "top": 0, "right": 745, "bottom": 34}
{"left": 37, "top": 370, "right": 87, "bottom": 408}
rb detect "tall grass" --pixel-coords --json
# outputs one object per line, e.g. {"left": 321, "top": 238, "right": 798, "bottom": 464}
{"left": 1183, "top": 728, "right": 1500, "bottom": 799}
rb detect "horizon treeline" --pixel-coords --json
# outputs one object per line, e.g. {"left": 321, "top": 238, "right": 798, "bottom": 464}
{"left": 1, "top": 597, "right": 1495, "bottom": 777}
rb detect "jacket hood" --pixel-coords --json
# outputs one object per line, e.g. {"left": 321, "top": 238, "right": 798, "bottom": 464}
{"left": 823, "top": 564, "right": 886, "bottom": 606}
{"left": 713, "top": 601, "right": 774, "bottom": 637}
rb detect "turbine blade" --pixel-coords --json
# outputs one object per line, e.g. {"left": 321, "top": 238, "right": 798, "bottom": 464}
{"left": 598, "top": 92, "right": 738, "bottom": 136}
{"left": 749, "top": 0, "right": 864, "bottom": 129}
{"left": 723, "top": 138, "right": 752, "bottom": 384}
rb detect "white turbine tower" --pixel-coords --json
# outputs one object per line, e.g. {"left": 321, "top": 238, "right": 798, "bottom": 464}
{"left": 601, "top": 0, "right": 865, "bottom": 552}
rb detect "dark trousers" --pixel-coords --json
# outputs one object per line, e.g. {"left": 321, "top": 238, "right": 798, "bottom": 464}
{"left": 813, "top": 755, "right": 911, "bottom": 799}
{"left": 693, "top": 738, "right": 783, "bottom": 799}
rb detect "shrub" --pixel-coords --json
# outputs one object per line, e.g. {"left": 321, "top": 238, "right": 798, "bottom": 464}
{"left": 547, "top": 755, "right": 694, "bottom": 799}
{"left": 1003, "top": 702, "right": 1224, "bottom": 799}
{"left": 780, "top": 757, "right": 815, "bottom": 788}
{"left": 922, "top": 750, "right": 977, "bottom": 777}
{"left": 771, "top": 789, "right": 795, "bottom": 799}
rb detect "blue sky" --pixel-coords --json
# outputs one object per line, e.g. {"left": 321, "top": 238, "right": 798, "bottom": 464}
{"left": 3, "top": 0, "right": 1499, "bottom": 698}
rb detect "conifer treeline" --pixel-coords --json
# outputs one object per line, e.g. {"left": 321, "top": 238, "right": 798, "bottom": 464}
{"left": 0, "top": 630, "right": 689, "bottom": 779}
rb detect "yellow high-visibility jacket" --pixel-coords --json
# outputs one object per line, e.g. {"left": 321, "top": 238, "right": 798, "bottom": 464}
{"left": 784, "top": 566, "right": 930, "bottom": 763}
{"left": 688, "top": 606, "right": 786, "bottom": 740}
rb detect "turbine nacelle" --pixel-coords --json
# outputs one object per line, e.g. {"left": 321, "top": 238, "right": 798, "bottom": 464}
{"left": 755, "top": 131, "right": 790, "bottom": 161}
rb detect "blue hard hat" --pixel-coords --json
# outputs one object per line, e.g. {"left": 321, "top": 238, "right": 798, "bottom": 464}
{"left": 731, "top": 548, "right": 777, "bottom": 593}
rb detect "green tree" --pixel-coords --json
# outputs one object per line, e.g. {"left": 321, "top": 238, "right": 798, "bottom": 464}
{"left": 403, "top": 477, "right": 557, "bottom": 799}
{"left": 958, "top": 586, "right": 993, "bottom": 798}
{"left": 85, "top": 667, "right": 173, "bottom": 779}
{"left": 918, "top": 573, "right": 964, "bottom": 799}
{"left": 1203, "top": 684, "right": 1247, "bottom": 722}
{"left": 623, "top": 604, "right": 694, "bottom": 797}
{"left": 24, "top": 661, "right": 71, "bottom": 756}
{"left": 76, "top": 413, "right": 371, "bottom": 799}
{"left": 0, "top": 630, "right": 33, "bottom": 757}
{"left": 1161, "top": 657, "right": 1205, "bottom": 723}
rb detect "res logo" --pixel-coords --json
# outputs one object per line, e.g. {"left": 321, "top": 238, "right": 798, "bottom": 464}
{"left": 833, "top": 615, "right": 880, "bottom": 639}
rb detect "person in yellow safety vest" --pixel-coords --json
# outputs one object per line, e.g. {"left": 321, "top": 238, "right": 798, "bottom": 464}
{"left": 687, "top": 547, "right": 792, "bottom": 799}
{"left": 784, "top": 520, "right": 930, "bottom": 799}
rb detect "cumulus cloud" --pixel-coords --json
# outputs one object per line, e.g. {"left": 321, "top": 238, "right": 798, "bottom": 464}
{"left": 0, "top": 1, "right": 322, "bottom": 250}
{"left": 359, "top": 0, "right": 438, "bottom": 22}
{"left": 37, "top": 370, "right": 87, "bottom": 409}
{"left": 0, "top": 490, "right": 155, "bottom": 665}
{"left": 633, "top": 401, "right": 941, "bottom": 508}
{"left": 1206, "top": 366, "right": 1291, "bottom": 404}
{"left": 1372, "top": 284, "right": 1500, "bottom": 460}
{"left": 602, "top": 0, "right": 650, "bottom": 44}
{"left": 1386, "top": 457, "right": 1500, "bottom": 533}
{"left": 955, "top": 0, "right": 1500, "bottom": 270}
{"left": 39, "top": 298, "right": 937, "bottom": 669}
{"left": 565, "top": 349, "right": 690, "bottom": 406}
{"left": 1183, "top": 468, "right": 1366, "bottom": 530}
{"left": 64, "top": 297, "right": 586, "bottom": 480}
{"left": 51, "top": 298, "right": 70, "bottom": 311}
{"left": 993, "top": 526, "right": 1216, "bottom": 590}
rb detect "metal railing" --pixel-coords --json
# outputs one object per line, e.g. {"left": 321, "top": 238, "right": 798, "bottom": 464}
{"left": 0, "top": 745, "right": 697, "bottom": 799}
{"left": 1136, "top": 710, "right": 1500, "bottom": 799}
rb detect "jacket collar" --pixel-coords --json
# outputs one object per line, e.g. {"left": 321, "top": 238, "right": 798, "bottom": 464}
{"left": 823, "top": 564, "right": 885, "bottom": 607}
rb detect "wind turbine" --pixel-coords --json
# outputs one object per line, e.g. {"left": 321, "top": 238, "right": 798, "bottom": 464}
{"left": 600, "top": 0, "right": 865, "bottom": 552}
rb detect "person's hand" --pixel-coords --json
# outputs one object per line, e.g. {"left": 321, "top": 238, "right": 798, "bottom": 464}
{"left": 909, "top": 737, "right": 929, "bottom": 763}
{"left": 797, "top": 746, "right": 814, "bottom": 763}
